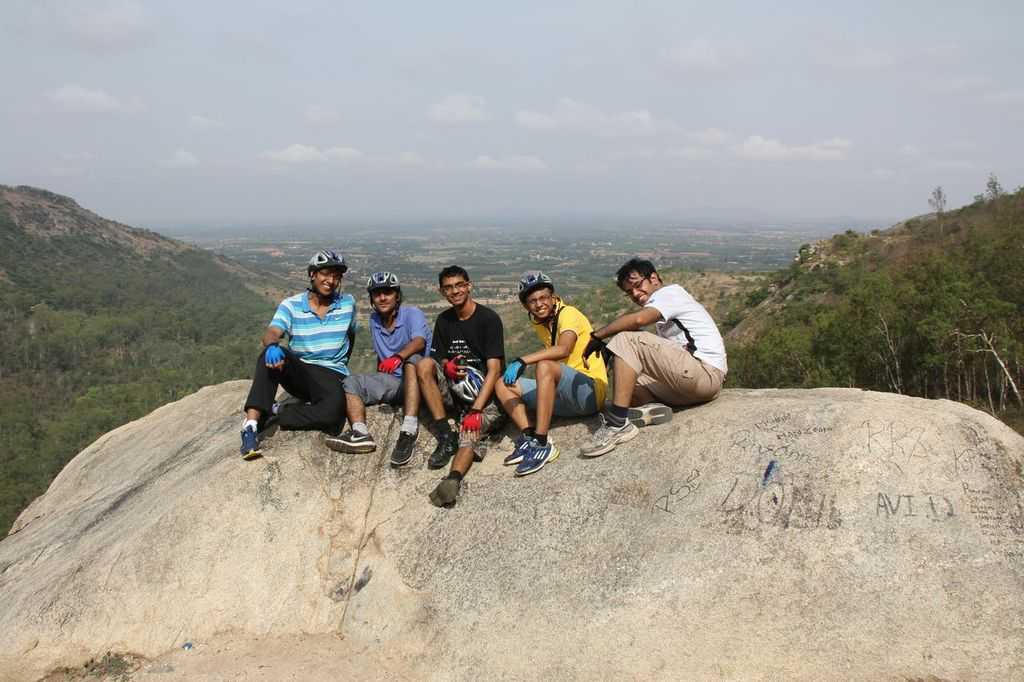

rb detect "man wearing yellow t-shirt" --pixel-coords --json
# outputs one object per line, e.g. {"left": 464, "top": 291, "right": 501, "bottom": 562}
{"left": 494, "top": 271, "right": 609, "bottom": 477}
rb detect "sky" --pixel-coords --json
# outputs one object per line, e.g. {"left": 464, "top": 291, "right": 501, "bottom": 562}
{"left": 2, "top": 1, "right": 1022, "bottom": 230}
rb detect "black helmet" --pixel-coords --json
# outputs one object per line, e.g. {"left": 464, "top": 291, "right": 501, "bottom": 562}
{"left": 367, "top": 271, "right": 400, "bottom": 294}
{"left": 307, "top": 249, "right": 347, "bottom": 276}
{"left": 518, "top": 270, "right": 554, "bottom": 303}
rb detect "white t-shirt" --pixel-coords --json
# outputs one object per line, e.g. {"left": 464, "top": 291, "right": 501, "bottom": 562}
{"left": 645, "top": 284, "right": 728, "bottom": 374}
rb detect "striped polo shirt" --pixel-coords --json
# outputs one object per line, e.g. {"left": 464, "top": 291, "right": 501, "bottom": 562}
{"left": 269, "top": 290, "right": 357, "bottom": 375}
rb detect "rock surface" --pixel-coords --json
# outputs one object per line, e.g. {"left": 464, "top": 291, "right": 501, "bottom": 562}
{"left": 3, "top": 381, "right": 1024, "bottom": 680}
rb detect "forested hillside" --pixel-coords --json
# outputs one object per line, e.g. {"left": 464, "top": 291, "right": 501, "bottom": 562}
{"left": 726, "top": 183, "right": 1023, "bottom": 432}
{"left": 0, "top": 186, "right": 274, "bottom": 533}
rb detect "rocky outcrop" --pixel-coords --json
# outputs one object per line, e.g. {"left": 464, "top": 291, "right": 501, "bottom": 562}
{"left": 2, "top": 382, "right": 1023, "bottom": 680}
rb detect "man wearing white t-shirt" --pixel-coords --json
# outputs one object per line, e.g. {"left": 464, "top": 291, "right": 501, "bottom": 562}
{"left": 580, "top": 258, "right": 727, "bottom": 457}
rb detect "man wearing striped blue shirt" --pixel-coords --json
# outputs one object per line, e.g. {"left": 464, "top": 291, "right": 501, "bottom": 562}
{"left": 240, "top": 249, "right": 356, "bottom": 459}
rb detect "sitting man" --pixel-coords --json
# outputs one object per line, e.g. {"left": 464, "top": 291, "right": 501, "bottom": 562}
{"left": 240, "top": 249, "right": 356, "bottom": 459}
{"left": 415, "top": 266, "right": 505, "bottom": 507}
{"left": 581, "top": 258, "right": 727, "bottom": 458}
{"left": 494, "top": 271, "right": 608, "bottom": 476}
{"left": 328, "top": 271, "right": 431, "bottom": 467}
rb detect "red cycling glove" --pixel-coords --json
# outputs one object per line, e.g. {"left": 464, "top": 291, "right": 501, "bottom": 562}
{"left": 444, "top": 357, "right": 462, "bottom": 380}
{"left": 461, "top": 410, "right": 483, "bottom": 432}
{"left": 378, "top": 355, "right": 403, "bottom": 374}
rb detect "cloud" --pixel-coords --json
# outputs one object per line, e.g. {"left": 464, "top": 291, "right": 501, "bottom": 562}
{"left": 161, "top": 150, "right": 199, "bottom": 169}
{"left": 188, "top": 114, "right": 223, "bottom": 130}
{"left": 899, "top": 144, "right": 921, "bottom": 158}
{"left": 429, "top": 94, "right": 487, "bottom": 123}
{"left": 925, "top": 159, "right": 976, "bottom": 172}
{"left": 324, "top": 146, "right": 363, "bottom": 162}
{"left": 665, "top": 39, "right": 746, "bottom": 74}
{"left": 871, "top": 168, "right": 896, "bottom": 180}
{"left": 261, "top": 144, "right": 327, "bottom": 163}
{"left": 469, "top": 155, "right": 548, "bottom": 172}
{"left": 924, "top": 76, "right": 993, "bottom": 95}
{"left": 687, "top": 128, "right": 732, "bottom": 146}
{"left": 48, "top": 84, "right": 140, "bottom": 113}
{"left": 516, "top": 98, "right": 663, "bottom": 137}
{"left": 260, "top": 144, "right": 364, "bottom": 164}
{"left": 305, "top": 105, "right": 340, "bottom": 126}
{"left": 733, "top": 136, "right": 851, "bottom": 161}
{"left": 666, "top": 147, "right": 713, "bottom": 161}
{"left": 822, "top": 47, "right": 896, "bottom": 72}
{"left": 61, "top": 0, "right": 153, "bottom": 52}
{"left": 390, "top": 152, "right": 427, "bottom": 167}
{"left": 985, "top": 90, "right": 1024, "bottom": 105}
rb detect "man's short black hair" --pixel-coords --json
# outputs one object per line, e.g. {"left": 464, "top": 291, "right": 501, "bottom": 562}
{"left": 615, "top": 258, "right": 658, "bottom": 288}
{"left": 438, "top": 265, "right": 470, "bottom": 285}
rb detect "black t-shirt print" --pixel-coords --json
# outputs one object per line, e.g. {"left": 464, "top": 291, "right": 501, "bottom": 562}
{"left": 429, "top": 304, "right": 505, "bottom": 372}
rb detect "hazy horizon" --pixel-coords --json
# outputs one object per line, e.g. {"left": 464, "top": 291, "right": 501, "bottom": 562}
{"left": 3, "top": 1, "right": 1022, "bottom": 230}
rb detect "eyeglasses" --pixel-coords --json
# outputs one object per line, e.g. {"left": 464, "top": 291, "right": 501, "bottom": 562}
{"left": 525, "top": 293, "right": 553, "bottom": 307}
{"left": 441, "top": 281, "right": 470, "bottom": 293}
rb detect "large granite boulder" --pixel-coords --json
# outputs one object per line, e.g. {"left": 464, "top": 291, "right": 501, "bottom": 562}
{"left": 1, "top": 381, "right": 1023, "bottom": 680}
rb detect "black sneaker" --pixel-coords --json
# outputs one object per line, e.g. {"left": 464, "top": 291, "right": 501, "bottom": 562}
{"left": 390, "top": 431, "right": 417, "bottom": 468}
{"left": 325, "top": 429, "right": 376, "bottom": 454}
{"left": 427, "top": 429, "right": 459, "bottom": 469}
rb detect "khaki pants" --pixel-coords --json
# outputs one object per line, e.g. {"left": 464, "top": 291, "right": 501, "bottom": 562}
{"left": 607, "top": 331, "right": 724, "bottom": 407}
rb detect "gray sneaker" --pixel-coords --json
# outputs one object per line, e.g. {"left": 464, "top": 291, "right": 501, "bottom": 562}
{"left": 627, "top": 402, "right": 673, "bottom": 427}
{"left": 325, "top": 429, "right": 376, "bottom": 454}
{"left": 579, "top": 415, "right": 639, "bottom": 458}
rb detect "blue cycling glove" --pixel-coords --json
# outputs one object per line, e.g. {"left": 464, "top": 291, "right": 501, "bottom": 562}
{"left": 264, "top": 344, "right": 285, "bottom": 366}
{"left": 503, "top": 358, "right": 526, "bottom": 385}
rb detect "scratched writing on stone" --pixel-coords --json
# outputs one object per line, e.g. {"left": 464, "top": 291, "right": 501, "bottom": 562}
{"left": 653, "top": 469, "right": 701, "bottom": 515}
{"left": 875, "top": 492, "right": 954, "bottom": 521}
{"left": 719, "top": 474, "right": 841, "bottom": 532}
{"left": 729, "top": 430, "right": 813, "bottom": 462}
{"left": 961, "top": 482, "right": 1024, "bottom": 560}
{"left": 754, "top": 413, "right": 793, "bottom": 432}
{"left": 861, "top": 420, "right": 930, "bottom": 474}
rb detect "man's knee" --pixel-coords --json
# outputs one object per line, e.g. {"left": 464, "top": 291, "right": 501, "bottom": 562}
{"left": 535, "top": 359, "right": 560, "bottom": 383}
{"left": 415, "top": 357, "right": 436, "bottom": 381}
{"left": 494, "top": 380, "right": 514, "bottom": 402}
{"left": 607, "top": 330, "right": 645, "bottom": 354}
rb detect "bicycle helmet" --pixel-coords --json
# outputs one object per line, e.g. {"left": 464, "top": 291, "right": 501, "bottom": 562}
{"left": 518, "top": 270, "right": 554, "bottom": 303}
{"left": 450, "top": 366, "right": 485, "bottom": 404}
{"left": 307, "top": 249, "right": 347, "bottom": 276}
{"left": 366, "top": 271, "right": 401, "bottom": 294}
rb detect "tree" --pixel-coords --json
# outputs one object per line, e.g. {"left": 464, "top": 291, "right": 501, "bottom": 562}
{"left": 928, "top": 186, "right": 947, "bottom": 234}
{"left": 985, "top": 173, "right": 1004, "bottom": 202}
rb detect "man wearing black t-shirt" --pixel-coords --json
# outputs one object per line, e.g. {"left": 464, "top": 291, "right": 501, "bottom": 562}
{"left": 415, "top": 265, "right": 505, "bottom": 507}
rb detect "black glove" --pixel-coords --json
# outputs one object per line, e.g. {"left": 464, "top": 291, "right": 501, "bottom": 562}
{"left": 583, "top": 335, "right": 606, "bottom": 360}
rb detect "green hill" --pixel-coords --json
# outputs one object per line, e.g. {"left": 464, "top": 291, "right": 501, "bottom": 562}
{"left": 723, "top": 185, "right": 1024, "bottom": 432}
{"left": 0, "top": 186, "right": 278, "bottom": 533}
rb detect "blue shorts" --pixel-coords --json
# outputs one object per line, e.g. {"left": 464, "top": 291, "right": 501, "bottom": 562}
{"left": 520, "top": 364, "right": 599, "bottom": 417}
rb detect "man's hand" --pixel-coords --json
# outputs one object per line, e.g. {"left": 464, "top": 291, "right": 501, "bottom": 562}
{"left": 444, "top": 355, "right": 465, "bottom": 381}
{"left": 378, "top": 355, "right": 403, "bottom": 374}
{"left": 503, "top": 358, "right": 526, "bottom": 385}
{"left": 264, "top": 344, "right": 285, "bottom": 369}
{"left": 582, "top": 335, "right": 606, "bottom": 370}
{"left": 460, "top": 409, "right": 483, "bottom": 433}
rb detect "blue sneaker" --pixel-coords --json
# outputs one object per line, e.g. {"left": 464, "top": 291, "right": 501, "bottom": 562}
{"left": 514, "top": 439, "right": 559, "bottom": 477}
{"left": 503, "top": 432, "right": 532, "bottom": 466}
{"left": 240, "top": 426, "right": 262, "bottom": 460}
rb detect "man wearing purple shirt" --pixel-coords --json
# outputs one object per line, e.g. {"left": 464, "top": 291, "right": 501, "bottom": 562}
{"left": 328, "top": 272, "right": 432, "bottom": 467}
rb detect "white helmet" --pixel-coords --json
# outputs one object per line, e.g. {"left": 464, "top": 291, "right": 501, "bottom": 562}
{"left": 450, "top": 366, "right": 484, "bottom": 403}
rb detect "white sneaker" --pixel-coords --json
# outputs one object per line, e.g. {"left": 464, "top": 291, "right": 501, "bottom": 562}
{"left": 579, "top": 415, "right": 639, "bottom": 458}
